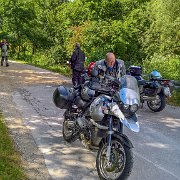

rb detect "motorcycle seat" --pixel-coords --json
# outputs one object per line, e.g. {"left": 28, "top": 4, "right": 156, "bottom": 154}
{"left": 138, "top": 80, "right": 146, "bottom": 86}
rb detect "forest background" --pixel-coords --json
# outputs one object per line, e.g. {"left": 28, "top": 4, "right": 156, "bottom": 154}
{"left": 0, "top": 0, "right": 179, "bottom": 81}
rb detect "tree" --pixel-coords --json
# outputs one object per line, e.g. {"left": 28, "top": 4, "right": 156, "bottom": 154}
{"left": 144, "top": 0, "right": 180, "bottom": 57}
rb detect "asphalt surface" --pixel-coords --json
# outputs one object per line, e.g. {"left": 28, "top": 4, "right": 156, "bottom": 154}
{"left": 1, "top": 61, "right": 180, "bottom": 180}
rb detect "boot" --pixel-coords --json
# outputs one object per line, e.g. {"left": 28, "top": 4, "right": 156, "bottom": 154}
{"left": 6, "top": 63, "right": 9, "bottom": 67}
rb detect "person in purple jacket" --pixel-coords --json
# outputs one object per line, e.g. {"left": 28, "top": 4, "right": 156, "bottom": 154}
{"left": 0, "top": 39, "right": 9, "bottom": 67}
{"left": 70, "top": 43, "right": 86, "bottom": 86}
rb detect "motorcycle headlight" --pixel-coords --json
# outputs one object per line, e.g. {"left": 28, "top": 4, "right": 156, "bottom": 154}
{"left": 130, "top": 104, "right": 138, "bottom": 112}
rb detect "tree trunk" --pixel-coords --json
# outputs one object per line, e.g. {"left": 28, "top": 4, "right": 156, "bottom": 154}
{"left": 32, "top": 46, "right": 35, "bottom": 55}
{"left": 17, "top": 46, "right": 20, "bottom": 59}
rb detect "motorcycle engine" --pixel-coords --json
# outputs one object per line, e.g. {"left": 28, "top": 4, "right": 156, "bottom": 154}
{"left": 76, "top": 116, "right": 90, "bottom": 129}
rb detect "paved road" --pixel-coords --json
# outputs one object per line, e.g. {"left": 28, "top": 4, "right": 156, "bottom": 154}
{"left": 1, "top": 61, "right": 180, "bottom": 180}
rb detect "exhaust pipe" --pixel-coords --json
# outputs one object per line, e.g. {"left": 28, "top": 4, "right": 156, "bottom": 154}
{"left": 141, "top": 95, "right": 157, "bottom": 101}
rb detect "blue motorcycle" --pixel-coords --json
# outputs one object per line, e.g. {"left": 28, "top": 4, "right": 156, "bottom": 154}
{"left": 128, "top": 66, "right": 174, "bottom": 112}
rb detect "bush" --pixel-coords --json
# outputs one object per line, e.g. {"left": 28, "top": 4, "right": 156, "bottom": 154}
{"left": 168, "top": 89, "right": 180, "bottom": 106}
{"left": 142, "top": 55, "right": 180, "bottom": 80}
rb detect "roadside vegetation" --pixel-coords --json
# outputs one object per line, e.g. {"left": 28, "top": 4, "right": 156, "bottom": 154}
{"left": 167, "top": 89, "right": 180, "bottom": 106}
{"left": 0, "top": 113, "right": 26, "bottom": 179}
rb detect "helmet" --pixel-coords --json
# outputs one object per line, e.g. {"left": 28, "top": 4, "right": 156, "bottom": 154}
{"left": 81, "top": 85, "right": 95, "bottom": 101}
{"left": 88, "top": 62, "right": 96, "bottom": 76}
{"left": 53, "top": 86, "right": 74, "bottom": 109}
{"left": 150, "top": 70, "right": 162, "bottom": 79}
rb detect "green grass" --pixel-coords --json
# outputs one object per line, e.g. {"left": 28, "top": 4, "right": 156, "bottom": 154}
{"left": 12, "top": 57, "right": 72, "bottom": 77}
{"left": 0, "top": 113, "right": 26, "bottom": 180}
{"left": 167, "top": 89, "right": 180, "bottom": 106}
{"left": 142, "top": 57, "right": 180, "bottom": 81}
{"left": 38, "top": 64, "right": 72, "bottom": 77}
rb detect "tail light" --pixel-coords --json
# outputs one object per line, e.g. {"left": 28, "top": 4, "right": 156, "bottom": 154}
{"left": 162, "top": 80, "right": 170, "bottom": 85}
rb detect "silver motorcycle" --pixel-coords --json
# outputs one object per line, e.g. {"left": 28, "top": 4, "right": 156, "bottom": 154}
{"left": 53, "top": 75, "right": 140, "bottom": 180}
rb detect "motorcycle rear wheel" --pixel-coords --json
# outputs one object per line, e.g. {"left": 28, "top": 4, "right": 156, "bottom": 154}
{"left": 96, "top": 137, "right": 133, "bottom": 180}
{"left": 147, "top": 93, "right": 166, "bottom": 112}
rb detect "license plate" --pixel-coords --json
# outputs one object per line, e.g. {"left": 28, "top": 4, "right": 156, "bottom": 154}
{"left": 164, "top": 87, "right": 171, "bottom": 97}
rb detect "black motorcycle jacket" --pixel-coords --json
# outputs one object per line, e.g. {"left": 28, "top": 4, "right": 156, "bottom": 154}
{"left": 70, "top": 47, "right": 85, "bottom": 72}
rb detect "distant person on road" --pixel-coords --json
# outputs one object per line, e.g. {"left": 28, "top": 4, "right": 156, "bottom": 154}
{"left": 0, "top": 39, "right": 9, "bottom": 67}
{"left": 70, "top": 43, "right": 86, "bottom": 86}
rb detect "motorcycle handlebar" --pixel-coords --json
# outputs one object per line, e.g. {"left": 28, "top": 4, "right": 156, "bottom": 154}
{"left": 104, "top": 75, "right": 121, "bottom": 87}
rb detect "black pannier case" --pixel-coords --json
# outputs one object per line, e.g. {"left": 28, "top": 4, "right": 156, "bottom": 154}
{"left": 53, "top": 86, "right": 74, "bottom": 109}
{"left": 129, "top": 66, "right": 142, "bottom": 76}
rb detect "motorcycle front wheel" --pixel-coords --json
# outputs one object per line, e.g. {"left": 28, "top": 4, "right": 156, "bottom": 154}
{"left": 96, "top": 137, "right": 133, "bottom": 180}
{"left": 147, "top": 93, "right": 166, "bottom": 112}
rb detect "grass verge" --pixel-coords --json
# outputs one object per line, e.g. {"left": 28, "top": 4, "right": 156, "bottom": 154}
{"left": 12, "top": 59, "right": 72, "bottom": 77}
{"left": 0, "top": 113, "right": 26, "bottom": 180}
{"left": 167, "top": 89, "right": 180, "bottom": 107}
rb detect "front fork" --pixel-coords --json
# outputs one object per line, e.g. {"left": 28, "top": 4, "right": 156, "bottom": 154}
{"left": 106, "top": 115, "right": 113, "bottom": 162}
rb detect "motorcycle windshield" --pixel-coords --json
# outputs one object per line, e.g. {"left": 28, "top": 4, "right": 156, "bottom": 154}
{"left": 119, "top": 75, "right": 140, "bottom": 105}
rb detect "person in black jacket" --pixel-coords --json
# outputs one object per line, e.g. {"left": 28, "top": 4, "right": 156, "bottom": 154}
{"left": 0, "top": 39, "right": 9, "bottom": 67}
{"left": 70, "top": 43, "right": 86, "bottom": 86}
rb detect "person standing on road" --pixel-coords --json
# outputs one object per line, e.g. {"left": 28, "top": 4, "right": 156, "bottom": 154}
{"left": 70, "top": 43, "right": 86, "bottom": 86}
{"left": 0, "top": 39, "right": 9, "bottom": 67}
